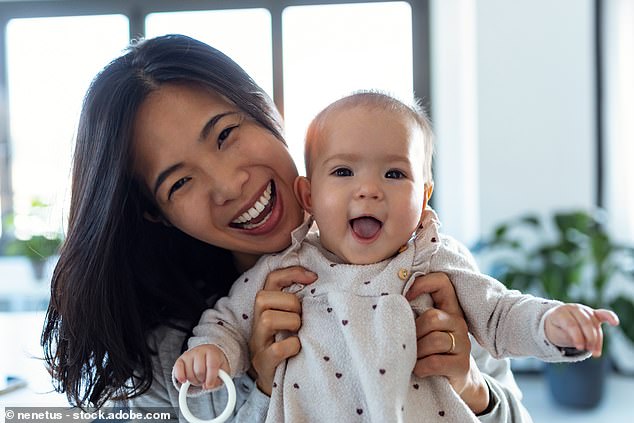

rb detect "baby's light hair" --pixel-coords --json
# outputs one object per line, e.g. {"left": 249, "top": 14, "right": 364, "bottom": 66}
{"left": 304, "top": 90, "right": 434, "bottom": 185}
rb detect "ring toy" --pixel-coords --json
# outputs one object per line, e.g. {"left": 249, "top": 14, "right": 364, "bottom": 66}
{"left": 178, "top": 369, "right": 236, "bottom": 423}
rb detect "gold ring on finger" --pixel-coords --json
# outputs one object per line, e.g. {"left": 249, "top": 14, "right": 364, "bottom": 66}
{"left": 446, "top": 331, "right": 456, "bottom": 354}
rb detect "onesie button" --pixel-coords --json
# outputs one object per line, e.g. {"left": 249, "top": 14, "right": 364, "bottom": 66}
{"left": 398, "top": 244, "right": 408, "bottom": 253}
{"left": 398, "top": 269, "right": 409, "bottom": 280}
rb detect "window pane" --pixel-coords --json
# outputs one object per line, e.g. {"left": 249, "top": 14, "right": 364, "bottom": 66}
{"left": 282, "top": 2, "right": 413, "bottom": 173}
{"left": 145, "top": 9, "right": 273, "bottom": 97}
{"left": 6, "top": 15, "right": 129, "bottom": 237}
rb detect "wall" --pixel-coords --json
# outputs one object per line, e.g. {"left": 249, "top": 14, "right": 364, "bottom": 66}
{"left": 431, "top": 0, "right": 596, "bottom": 245}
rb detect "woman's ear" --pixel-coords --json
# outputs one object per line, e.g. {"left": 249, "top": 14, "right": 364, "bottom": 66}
{"left": 293, "top": 176, "right": 313, "bottom": 214}
{"left": 143, "top": 211, "right": 172, "bottom": 227}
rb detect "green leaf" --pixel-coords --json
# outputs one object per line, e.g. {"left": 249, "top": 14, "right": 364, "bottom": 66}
{"left": 610, "top": 297, "right": 634, "bottom": 344}
{"left": 520, "top": 215, "right": 540, "bottom": 227}
{"left": 494, "top": 224, "right": 508, "bottom": 240}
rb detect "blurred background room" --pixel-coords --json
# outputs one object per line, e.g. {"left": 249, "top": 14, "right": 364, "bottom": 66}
{"left": 0, "top": 0, "right": 632, "bottom": 421}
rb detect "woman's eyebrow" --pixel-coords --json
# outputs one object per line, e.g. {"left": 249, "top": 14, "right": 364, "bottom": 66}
{"left": 153, "top": 163, "right": 183, "bottom": 198}
{"left": 199, "top": 111, "right": 240, "bottom": 142}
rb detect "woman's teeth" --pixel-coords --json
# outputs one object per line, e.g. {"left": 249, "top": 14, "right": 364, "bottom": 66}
{"left": 232, "top": 182, "right": 273, "bottom": 227}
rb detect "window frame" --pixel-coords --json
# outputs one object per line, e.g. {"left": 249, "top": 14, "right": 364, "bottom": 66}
{"left": 0, "top": 0, "right": 430, "bottom": 241}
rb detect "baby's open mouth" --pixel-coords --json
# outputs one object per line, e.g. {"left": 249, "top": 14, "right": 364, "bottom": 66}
{"left": 230, "top": 181, "right": 276, "bottom": 229}
{"left": 350, "top": 216, "right": 383, "bottom": 239}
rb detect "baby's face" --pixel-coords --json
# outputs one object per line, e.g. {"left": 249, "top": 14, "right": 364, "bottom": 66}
{"left": 307, "top": 106, "right": 429, "bottom": 264}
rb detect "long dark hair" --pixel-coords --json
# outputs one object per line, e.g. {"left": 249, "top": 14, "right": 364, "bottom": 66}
{"left": 41, "top": 34, "right": 285, "bottom": 408}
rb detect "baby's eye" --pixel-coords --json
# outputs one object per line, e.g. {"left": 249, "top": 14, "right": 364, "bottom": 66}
{"left": 168, "top": 176, "right": 192, "bottom": 200}
{"left": 217, "top": 125, "right": 238, "bottom": 148}
{"left": 385, "top": 169, "right": 406, "bottom": 179}
{"left": 332, "top": 167, "right": 353, "bottom": 177}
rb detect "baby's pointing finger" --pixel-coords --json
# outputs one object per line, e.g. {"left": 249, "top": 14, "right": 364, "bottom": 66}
{"left": 594, "top": 309, "right": 620, "bottom": 326}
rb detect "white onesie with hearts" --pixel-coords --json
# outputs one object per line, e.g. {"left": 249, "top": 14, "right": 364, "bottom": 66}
{"left": 179, "top": 209, "right": 585, "bottom": 422}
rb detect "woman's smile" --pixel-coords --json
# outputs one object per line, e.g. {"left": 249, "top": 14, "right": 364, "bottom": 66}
{"left": 230, "top": 180, "right": 284, "bottom": 235}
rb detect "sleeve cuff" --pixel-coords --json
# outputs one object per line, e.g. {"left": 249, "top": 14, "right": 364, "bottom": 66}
{"left": 475, "top": 378, "right": 498, "bottom": 418}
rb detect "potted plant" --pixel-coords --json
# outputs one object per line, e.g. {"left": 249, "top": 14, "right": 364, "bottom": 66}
{"left": 474, "top": 209, "right": 634, "bottom": 409}
{"left": 2, "top": 199, "right": 63, "bottom": 280}
{"left": 4, "top": 234, "right": 62, "bottom": 279}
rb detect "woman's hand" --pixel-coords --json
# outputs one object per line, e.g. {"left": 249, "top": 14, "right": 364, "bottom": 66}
{"left": 405, "top": 273, "right": 490, "bottom": 415}
{"left": 248, "top": 266, "right": 317, "bottom": 396}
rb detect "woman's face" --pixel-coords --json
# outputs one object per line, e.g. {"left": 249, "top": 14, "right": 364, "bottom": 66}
{"left": 132, "top": 83, "right": 304, "bottom": 268}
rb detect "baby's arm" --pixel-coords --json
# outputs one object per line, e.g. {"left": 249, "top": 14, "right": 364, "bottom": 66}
{"left": 544, "top": 303, "right": 619, "bottom": 357}
{"left": 174, "top": 344, "right": 230, "bottom": 390}
{"left": 428, "top": 236, "right": 592, "bottom": 361}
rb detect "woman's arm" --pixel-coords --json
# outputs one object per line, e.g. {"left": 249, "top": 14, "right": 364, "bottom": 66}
{"left": 470, "top": 340, "right": 534, "bottom": 423}
{"left": 405, "top": 273, "right": 533, "bottom": 423}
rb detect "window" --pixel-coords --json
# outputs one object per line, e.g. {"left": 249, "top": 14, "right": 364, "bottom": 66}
{"left": 282, "top": 1, "right": 413, "bottom": 173}
{"left": 5, "top": 14, "right": 129, "bottom": 237}
{"left": 0, "top": 0, "right": 426, "bottom": 311}
{"left": 145, "top": 9, "right": 273, "bottom": 96}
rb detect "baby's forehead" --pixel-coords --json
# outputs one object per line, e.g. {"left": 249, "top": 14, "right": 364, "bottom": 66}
{"left": 318, "top": 103, "right": 416, "bottom": 136}
{"left": 316, "top": 108, "right": 423, "bottom": 156}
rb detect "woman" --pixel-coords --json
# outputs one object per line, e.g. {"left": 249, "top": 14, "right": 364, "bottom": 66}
{"left": 42, "top": 34, "right": 531, "bottom": 422}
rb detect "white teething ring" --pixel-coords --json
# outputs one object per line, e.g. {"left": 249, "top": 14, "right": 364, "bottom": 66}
{"left": 178, "top": 369, "right": 236, "bottom": 423}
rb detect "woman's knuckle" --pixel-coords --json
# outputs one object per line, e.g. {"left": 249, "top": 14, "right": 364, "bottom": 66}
{"left": 290, "top": 314, "right": 302, "bottom": 331}
{"left": 436, "top": 272, "right": 451, "bottom": 283}
{"left": 287, "top": 337, "right": 301, "bottom": 355}
{"left": 259, "top": 313, "right": 273, "bottom": 331}
{"left": 254, "top": 290, "right": 268, "bottom": 307}
{"left": 269, "top": 342, "right": 287, "bottom": 360}
{"left": 425, "top": 309, "right": 442, "bottom": 324}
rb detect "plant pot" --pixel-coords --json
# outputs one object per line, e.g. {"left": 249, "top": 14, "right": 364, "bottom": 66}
{"left": 544, "top": 357, "right": 610, "bottom": 409}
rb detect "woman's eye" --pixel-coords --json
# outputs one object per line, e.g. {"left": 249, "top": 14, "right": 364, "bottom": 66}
{"left": 332, "top": 168, "right": 353, "bottom": 177}
{"left": 217, "top": 125, "right": 238, "bottom": 148}
{"left": 168, "top": 176, "right": 191, "bottom": 199}
{"left": 385, "top": 169, "right": 405, "bottom": 179}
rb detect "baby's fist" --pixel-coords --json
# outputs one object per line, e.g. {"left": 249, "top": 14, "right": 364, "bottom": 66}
{"left": 174, "top": 345, "right": 229, "bottom": 390}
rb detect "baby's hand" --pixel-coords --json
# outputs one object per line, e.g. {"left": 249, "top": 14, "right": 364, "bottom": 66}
{"left": 544, "top": 304, "right": 619, "bottom": 357}
{"left": 174, "top": 345, "right": 229, "bottom": 390}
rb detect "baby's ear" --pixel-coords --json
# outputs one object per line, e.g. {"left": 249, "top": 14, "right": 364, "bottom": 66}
{"left": 422, "top": 183, "right": 434, "bottom": 210}
{"left": 294, "top": 176, "right": 313, "bottom": 214}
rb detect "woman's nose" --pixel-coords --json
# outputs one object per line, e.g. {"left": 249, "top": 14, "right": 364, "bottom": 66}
{"left": 206, "top": 165, "right": 249, "bottom": 206}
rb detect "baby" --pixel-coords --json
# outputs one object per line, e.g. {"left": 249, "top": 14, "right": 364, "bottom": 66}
{"left": 174, "top": 91, "right": 619, "bottom": 422}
